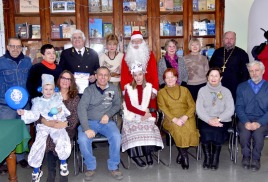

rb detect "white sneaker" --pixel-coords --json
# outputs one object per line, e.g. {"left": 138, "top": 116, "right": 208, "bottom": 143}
{"left": 60, "top": 163, "right": 69, "bottom": 176}
{"left": 31, "top": 171, "right": 43, "bottom": 182}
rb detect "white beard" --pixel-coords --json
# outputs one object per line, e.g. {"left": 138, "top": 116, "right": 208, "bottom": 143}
{"left": 125, "top": 40, "right": 150, "bottom": 72}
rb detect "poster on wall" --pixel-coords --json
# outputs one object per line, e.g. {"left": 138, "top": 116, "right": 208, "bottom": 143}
{"left": 0, "top": 1, "right": 5, "bottom": 56}
{"left": 20, "top": 0, "right": 39, "bottom": 13}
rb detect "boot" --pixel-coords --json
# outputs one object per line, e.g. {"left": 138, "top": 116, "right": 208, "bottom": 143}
{"left": 176, "top": 147, "right": 182, "bottom": 164}
{"left": 202, "top": 143, "right": 211, "bottom": 169}
{"left": 46, "top": 151, "right": 56, "bottom": 182}
{"left": 179, "top": 148, "right": 189, "bottom": 169}
{"left": 211, "top": 144, "right": 221, "bottom": 170}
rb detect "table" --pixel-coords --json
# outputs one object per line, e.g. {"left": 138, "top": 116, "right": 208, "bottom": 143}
{"left": 0, "top": 119, "right": 31, "bottom": 182}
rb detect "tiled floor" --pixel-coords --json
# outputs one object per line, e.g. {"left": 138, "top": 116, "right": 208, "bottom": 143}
{"left": 1, "top": 141, "right": 268, "bottom": 182}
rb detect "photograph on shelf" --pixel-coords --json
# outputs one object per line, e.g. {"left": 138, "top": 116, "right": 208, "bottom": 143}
{"left": 103, "top": 23, "right": 113, "bottom": 38}
{"left": 123, "top": 0, "right": 137, "bottom": 12}
{"left": 136, "top": 0, "right": 147, "bottom": 11}
{"left": 31, "top": 25, "right": 41, "bottom": 39}
{"left": 89, "top": 0, "right": 101, "bottom": 12}
{"left": 173, "top": 0, "right": 183, "bottom": 11}
{"left": 51, "top": 1, "right": 75, "bottom": 13}
{"left": 102, "top": 0, "right": 113, "bottom": 12}
{"left": 20, "top": 0, "right": 39, "bottom": 13}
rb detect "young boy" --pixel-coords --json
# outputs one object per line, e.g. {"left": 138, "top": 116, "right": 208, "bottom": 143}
{"left": 17, "top": 74, "right": 71, "bottom": 182}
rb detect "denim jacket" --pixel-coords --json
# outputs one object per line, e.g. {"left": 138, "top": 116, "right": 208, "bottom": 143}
{"left": 0, "top": 54, "right": 32, "bottom": 104}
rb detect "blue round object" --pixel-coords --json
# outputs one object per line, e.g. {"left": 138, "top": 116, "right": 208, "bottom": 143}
{"left": 5, "top": 86, "right": 29, "bottom": 110}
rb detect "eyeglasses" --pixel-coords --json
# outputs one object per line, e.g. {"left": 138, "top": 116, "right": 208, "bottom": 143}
{"left": 60, "top": 76, "right": 71, "bottom": 81}
{"left": 8, "top": 45, "right": 22, "bottom": 49}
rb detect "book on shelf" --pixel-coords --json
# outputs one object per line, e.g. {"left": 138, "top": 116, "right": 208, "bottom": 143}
{"left": 31, "top": 25, "right": 41, "bottom": 39}
{"left": 103, "top": 23, "right": 113, "bottom": 37}
{"left": 102, "top": 0, "right": 113, "bottom": 12}
{"left": 169, "top": 23, "right": 176, "bottom": 36}
{"left": 131, "top": 23, "right": 140, "bottom": 33}
{"left": 51, "top": 24, "right": 61, "bottom": 39}
{"left": 207, "top": 0, "right": 215, "bottom": 11}
{"left": 207, "top": 22, "right": 215, "bottom": 35}
{"left": 19, "top": 23, "right": 29, "bottom": 39}
{"left": 193, "top": 0, "right": 198, "bottom": 11}
{"left": 140, "top": 25, "right": 147, "bottom": 37}
{"left": 160, "top": 0, "right": 165, "bottom": 11}
{"left": 165, "top": 0, "right": 174, "bottom": 11}
{"left": 15, "top": 24, "right": 23, "bottom": 38}
{"left": 124, "top": 25, "right": 132, "bottom": 37}
{"left": 198, "top": 0, "right": 207, "bottom": 11}
{"left": 62, "top": 24, "right": 76, "bottom": 38}
{"left": 89, "top": 18, "right": 103, "bottom": 38}
{"left": 20, "top": 0, "right": 39, "bottom": 13}
{"left": 198, "top": 21, "right": 207, "bottom": 36}
{"left": 163, "top": 23, "right": 170, "bottom": 36}
{"left": 136, "top": 0, "right": 147, "bottom": 11}
{"left": 193, "top": 20, "right": 200, "bottom": 36}
{"left": 123, "top": 0, "right": 136, "bottom": 12}
{"left": 160, "top": 22, "right": 164, "bottom": 36}
{"left": 89, "top": 0, "right": 101, "bottom": 12}
{"left": 176, "top": 25, "right": 183, "bottom": 36}
{"left": 173, "top": 0, "right": 183, "bottom": 11}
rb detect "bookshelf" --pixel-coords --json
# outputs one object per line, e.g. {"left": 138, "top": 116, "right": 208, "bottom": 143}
{"left": 3, "top": 0, "right": 225, "bottom": 61}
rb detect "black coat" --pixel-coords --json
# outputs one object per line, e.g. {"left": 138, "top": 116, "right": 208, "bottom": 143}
{"left": 59, "top": 47, "right": 100, "bottom": 75}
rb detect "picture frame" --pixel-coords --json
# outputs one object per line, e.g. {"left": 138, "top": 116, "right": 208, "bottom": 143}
{"left": 51, "top": 1, "right": 75, "bottom": 13}
{"left": 20, "top": 0, "right": 39, "bottom": 13}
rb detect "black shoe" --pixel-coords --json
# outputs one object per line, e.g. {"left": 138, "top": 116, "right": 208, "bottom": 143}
{"left": 241, "top": 157, "right": 250, "bottom": 170}
{"left": 202, "top": 144, "right": 211, "bottom": 170}
{"left": 131, "top": 157, "right": 147, "bottom": 169}
{"left": 145, "top": 154, "right": 153, "bottom": 166}
{"left": 176, "top": 154, "right": 181, "bottom": 164}
{"left": 251, "top": 160, "right": 260, "bottom": 172}
{"left": 18, "top": 159, "right": 29, "bottom": 168}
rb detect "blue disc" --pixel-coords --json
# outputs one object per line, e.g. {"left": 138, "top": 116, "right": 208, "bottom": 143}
{"left": 5, "top": 86, "right": 29, "bottom": 110}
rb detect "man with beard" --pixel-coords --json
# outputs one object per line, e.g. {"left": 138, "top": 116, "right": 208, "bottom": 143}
{"left": 121, "top": 31, "right": 158, "bottom": 99}
{"left": 209, "top": 31, "right": 250, "bottom": 101}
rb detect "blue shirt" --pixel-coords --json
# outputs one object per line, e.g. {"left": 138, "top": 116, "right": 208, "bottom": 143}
{"left": 248, "top": 79, "right": 265, "bottom": 94}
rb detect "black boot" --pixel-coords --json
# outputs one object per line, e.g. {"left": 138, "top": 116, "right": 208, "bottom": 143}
{"left": 176, "top": 147, "right": 182, "bottom": 164}
{"left": 46, "top": 151, "right": 56, "bottom": 182}
{"left": 131, "top": 157, "right": 147, "bottom": 169}
{"left": 211, "top": 144, "right": 221, "bottom": 170}
{"left": 202, "top": 143, "right": 211, "bottom": 169}
{"left": 179, "top": 148, "right": 189, "bottom": 169}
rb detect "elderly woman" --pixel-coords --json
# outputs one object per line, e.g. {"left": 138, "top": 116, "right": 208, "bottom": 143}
{"left": 41, "top": 70, "right": 80, "bottom": 182}
{"left": 196, "top": 67, "right": 234, "bottom": 170}
{"left": 184, "top": 38, "right": 209, "bottom": 101}
{"left": 121, "top": 62, "right": 164, "bottom": 169}
{"left": 158, "top": 39, "right": 188, "bottom": 88}
{"left": 157, "top": 68, "right": 199, "bottom": 170}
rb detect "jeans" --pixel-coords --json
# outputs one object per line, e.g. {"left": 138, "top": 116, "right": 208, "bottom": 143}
{"left": 238, "top": 122, "right": 268, "bottom": 160}
{"left": 0, "top": 104, "right": 30, "bottom": 162}
{"left": 77, "top": 120, "right": 121, "bottom": 171}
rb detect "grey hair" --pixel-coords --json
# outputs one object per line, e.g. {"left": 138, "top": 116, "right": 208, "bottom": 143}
{"left": 70, "top": 29, "right": 86, "bottom": 41}
{"left": 247, "top": 60, "right": 265, "bottom": 71}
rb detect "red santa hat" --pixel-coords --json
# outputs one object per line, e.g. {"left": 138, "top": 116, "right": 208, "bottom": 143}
{"left": 131, "top": 31, "right": 143, "bottom": 41}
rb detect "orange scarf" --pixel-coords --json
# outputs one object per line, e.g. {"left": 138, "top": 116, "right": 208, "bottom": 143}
{"left": 41, "top": 60, "right": 56, "bottom": 69}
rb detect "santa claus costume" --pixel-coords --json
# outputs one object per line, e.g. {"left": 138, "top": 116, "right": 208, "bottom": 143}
{"left": 121, "top": 31, "right": 159, "bottom": 96}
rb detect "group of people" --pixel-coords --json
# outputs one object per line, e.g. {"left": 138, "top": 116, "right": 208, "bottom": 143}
{"left": 1, "top": 28, "right": 268, "bottom": 182}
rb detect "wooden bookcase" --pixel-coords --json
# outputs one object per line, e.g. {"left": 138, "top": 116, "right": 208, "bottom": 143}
{"left": 3, "top": 0, "right": 225, "bottom": 61}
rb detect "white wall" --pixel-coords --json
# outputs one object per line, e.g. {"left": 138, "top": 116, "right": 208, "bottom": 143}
{"left": 0, "top": 0, "right": 5, "bottom": 56}
{"left": 224, "top": 0, "right": 254, "bottom": 51}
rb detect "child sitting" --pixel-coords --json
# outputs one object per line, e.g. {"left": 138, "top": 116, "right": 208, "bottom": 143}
{"left": 17, "top": 74, "right": 71, "bottom": 182}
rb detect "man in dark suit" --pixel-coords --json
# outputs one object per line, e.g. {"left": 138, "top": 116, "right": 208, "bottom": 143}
{"left": 59, "top": 29, "right": 100, "bottom": 85}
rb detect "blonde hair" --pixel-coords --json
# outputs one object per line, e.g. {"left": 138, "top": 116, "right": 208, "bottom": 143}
{"left": 188, "top": 38, "right": 201, "bottom": 51}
